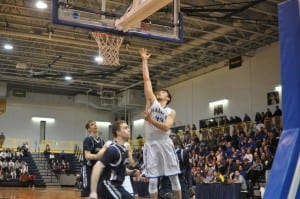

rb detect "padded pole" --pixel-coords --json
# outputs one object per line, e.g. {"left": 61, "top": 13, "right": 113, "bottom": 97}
{"left": 264, "top": 0, "right": 300, "bottom": 198}
{"left": 115, "top": 0, "right": 172, "bottom": 31}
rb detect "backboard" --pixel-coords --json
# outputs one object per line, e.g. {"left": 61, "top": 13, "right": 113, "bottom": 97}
{"left": 52, "top": 0, "right": 183, "bottom": 43}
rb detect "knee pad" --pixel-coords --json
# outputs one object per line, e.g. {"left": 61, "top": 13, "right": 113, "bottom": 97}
{"left": 169, "top": 175, "right": 181, "bottom": 191}
{"left": 149, "top": 178, "right": 158, "bottom": 194}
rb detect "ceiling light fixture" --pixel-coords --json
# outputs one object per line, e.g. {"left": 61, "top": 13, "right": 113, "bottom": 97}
{"left": 3, "top": 44, "right": 13, "bottom": 50}
{"left": 64, "top": 75, "right": 72, "bottom": 81}
{"left": 32, "top": 117, "right": 55, "bottom": 123}
{"left": 133, "top": 119, "right": 144, "bottom": 125}
{"left": 275, "top": 85, "right": 282, "bottom": 92}
{"left": 209, "top": 99, "right": 229, "bottom": 107}
{"left": 96, "top": 121, "right": 111, "bottom": 126}
{"left": 95, "top": 56, "right": 104, "bottom": 63}
{"left": 36, "top": 1, "right": 48, "bottom": 9}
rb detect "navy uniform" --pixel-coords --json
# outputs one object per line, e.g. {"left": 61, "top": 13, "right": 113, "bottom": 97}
{"left": 81, "top": 135, "right": 104, "bottom": 197}
{"left": 159, "top": 147, "right": 192, "bottom": 199}
{"left": 97, "top": 141, "right": 133, "bottom": 199}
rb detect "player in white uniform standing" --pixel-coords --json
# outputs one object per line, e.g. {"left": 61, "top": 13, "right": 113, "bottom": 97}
{"left": 140, "top": 48, "right": 182, "bottom": 199}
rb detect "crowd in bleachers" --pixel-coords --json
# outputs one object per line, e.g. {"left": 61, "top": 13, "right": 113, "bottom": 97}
{"left": 49, "top": 159, "right": 71, "bottom": 175}
{"left": 0, "top": 144, "right": 30, "bottom": 182}
{"left": 132, "top": 107, "right": 282, "bottom": 197}
{"left": 43, "top": 145, "right": 74, "bottom": 176}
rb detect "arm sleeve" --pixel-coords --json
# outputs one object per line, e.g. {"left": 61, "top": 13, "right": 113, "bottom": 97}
{"left": 100, "top": 146, "right": 119, "bottom": 166}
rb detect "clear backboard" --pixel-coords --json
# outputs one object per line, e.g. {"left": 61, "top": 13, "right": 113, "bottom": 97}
{"left": 52, "top": 0, "right": 183, "bottom": 43}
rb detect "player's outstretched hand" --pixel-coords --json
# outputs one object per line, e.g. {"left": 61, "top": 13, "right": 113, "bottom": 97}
{"left": 139, "top": 48, "right": 151, "bottom": 60}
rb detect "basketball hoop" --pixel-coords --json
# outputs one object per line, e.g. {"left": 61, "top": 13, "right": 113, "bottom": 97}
{"left": 92, "top": 32, "right": 124, "bottom": 66}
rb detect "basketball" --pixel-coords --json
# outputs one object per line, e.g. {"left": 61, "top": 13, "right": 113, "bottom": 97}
{"left": 141, "top": 22, "right": 150, "bottom": 31}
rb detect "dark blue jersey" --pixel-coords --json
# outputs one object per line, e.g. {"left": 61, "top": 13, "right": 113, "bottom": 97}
{"left": 175, "top": 148, "right": 190, "bottom": 174}
{"left": 83, "top": 135, "right": 104, "bottom": 166}
{"left": 99, "top": 141, "right": 129, "bottom": 185}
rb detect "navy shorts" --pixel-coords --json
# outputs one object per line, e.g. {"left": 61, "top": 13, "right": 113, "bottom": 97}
{"left": 98, "top": 180, "right": 134, "bottom": 199}
{"left": 81, "top": 165, "right": 92, "bottom": 197}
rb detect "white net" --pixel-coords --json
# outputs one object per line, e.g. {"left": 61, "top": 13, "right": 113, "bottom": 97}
{"left": 92, "top": 32, "right": 124, "bottom": 66}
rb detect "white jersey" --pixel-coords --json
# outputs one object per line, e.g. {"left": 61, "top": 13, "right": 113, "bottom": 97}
{"left": 144, "top": 100, "right": 172, "bottom": 142}
{"left": 142, "top": 100, "right": 181, "bottom": 177}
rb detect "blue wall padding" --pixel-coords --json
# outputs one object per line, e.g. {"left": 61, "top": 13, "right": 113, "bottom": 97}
{"left": 264, "top": 129, "right": 300, "bottom": 199}
{"left": 279, "top": 0, "right": 300, "bottom": 129}
{"left": 264, "top": 0, "right": 300, "bottom": 198}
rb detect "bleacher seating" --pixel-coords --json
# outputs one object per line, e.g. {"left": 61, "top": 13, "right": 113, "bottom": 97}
{"left": 0, "top": 152, "right": 45, "bottom": 187}
{"left": 51, "top": 153, "right": 81, "bottom": 175}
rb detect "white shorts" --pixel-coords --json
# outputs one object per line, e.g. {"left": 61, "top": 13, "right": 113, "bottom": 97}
{"left": 142, "top": 138, "right": 181, "bottom": 177}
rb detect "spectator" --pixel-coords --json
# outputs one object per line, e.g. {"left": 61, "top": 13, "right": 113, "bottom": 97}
{"left": 0, "top": 132, "right": 5, "bottom": 148}
{"left": 247, "top": 158, "right": 264, "bottom": 188}
{"left": 243, "top": 114, "right": 251, "bottom": 122}
{"left": 243, "top": 148, "right": 253, "bottom": 163}
{"left": 44, "top": 144, "right": 51, "bottom": 157}
{"left": 255, "top": 112, "right": 262, "bottom": 124}
{"left": 231, "top": 170, "right": 247, "bottom": 191}
{"left": 27, "top": 173, "right": 36, "bottom": 188}
{"left": 14, "top": 159, "right": 22, "bottom": 177}
{"left": 204, "top": 169, "right": 214, "bottom": 183}
{"left": 6, "top": 149, "right": 12, "bottom": 161}
{"left": 0, "top": 150, "right": 6, "bottom": 160}
{"left": 192, "top": 124, "right": 197, "bottom": 131}
{"left": 0, "top": 166, "right": 4, "bottom": 182}
{"left": 213, "top": 170, "right": 225, "bottom": 183}
{"left": 273, "top": 105, "right": 282, "bottom": 117}
{"left": 20, "top": 162, "right": 28, "bottom": 175}
{"left": 260, "top": 112, "right": 265, "bottom": 123}
{"left": 59, "top": 150, "right": 66, "bottom": 160}
{"left": 21, "top": 142, "right": 29, "bottom": 156}
{"left": 11, "top": 165, "right": 17, "bottom": 180}
{"left": 235, "top": 116, "right": 242, "bottom": 123}
{"left": 273, "top": 106, "right": 283, "bottom": 130}
{"left": 263, "top": 154, "right": 273, "bottom": 183}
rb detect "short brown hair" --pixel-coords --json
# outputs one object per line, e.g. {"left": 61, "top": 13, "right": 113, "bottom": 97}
{"left": 85, "top": 120, "right": 95, "bottom": 130}
{"left": 111, "top": 120, "right": 126, "bottom": 137}
{"left": 158, "top": 88, "right": 172, "bottom": 105}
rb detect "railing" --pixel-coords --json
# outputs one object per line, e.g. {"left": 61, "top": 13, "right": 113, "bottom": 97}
{"left": 40, "top": 140, "right": 82, "bottom": 153}
{"left": 197, "top": 116, "right": 282, "bottom": 141}
{"left": 1, "top": 137, "right": 147, "bottom": 152}
{"left": 1, "top": 137, "right": 31, "bottom": 151}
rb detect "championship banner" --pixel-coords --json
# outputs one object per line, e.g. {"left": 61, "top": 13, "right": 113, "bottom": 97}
{"left": 0, "top": 98, "right": 6, "bottom": 114}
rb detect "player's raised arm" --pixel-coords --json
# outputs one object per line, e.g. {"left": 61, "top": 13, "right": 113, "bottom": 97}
{"left": 140, "top": 48, "right": 156, "bottom": 107}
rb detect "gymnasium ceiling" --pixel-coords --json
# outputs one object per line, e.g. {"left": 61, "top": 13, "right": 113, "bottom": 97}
{"left": 0, "top": 0, "right": 283, "bottom": 100}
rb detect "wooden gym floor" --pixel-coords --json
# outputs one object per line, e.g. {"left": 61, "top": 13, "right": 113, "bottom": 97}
{"left": 0, "top": 187, "right": 81, "bottom": 199}
{"left": 0, "top": 187, "right": 149, "bottom": 199}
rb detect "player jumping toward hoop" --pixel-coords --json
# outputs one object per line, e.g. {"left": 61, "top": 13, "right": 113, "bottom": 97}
{"left": 140, "top": 48, "right": 182, "bottom": 199}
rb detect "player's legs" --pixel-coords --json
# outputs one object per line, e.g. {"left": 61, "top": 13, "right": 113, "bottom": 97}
{"left": 149, "top": 177, "right": 159, "bottom": 199}
{"left": 169, "top": 175, "right": 182, "bottom": 199}
{"left": 99, "top": 180, "right": 134, "bottom": 199}
{"left": 178, "top": 175, "right": 190, "bottom": 199}
{"left": 81, "top": 165, "right": 91, "bottom": 198}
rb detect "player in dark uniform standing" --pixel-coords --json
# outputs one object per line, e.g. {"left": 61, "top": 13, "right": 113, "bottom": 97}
{"left": 89, "top": 120, "right": 137, "bottom": 199}
{"left": 159, "top": 134, "right": 194, "bottom": 199}
{"left": 81, "top": 120, "right": 108, "bottom": 198}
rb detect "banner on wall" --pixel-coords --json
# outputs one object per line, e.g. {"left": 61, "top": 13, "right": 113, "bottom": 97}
{"left": 214, "top": 104, "right": 223, "bottom": 116}
{"left": 267, "top": 91, "right": 280, "bottom": 105}
{"left": 0, "top": 98, "right": 6, "bottom": 114}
